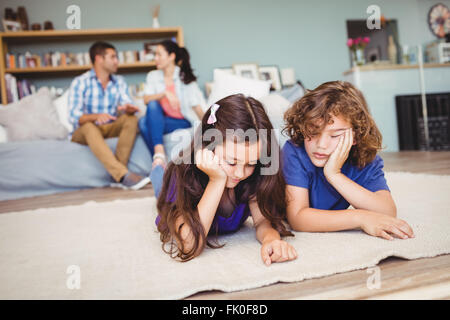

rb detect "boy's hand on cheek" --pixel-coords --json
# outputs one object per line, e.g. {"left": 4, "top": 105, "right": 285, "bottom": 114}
{"left": 324, "top": 129, "right": 353, "bottom": 180}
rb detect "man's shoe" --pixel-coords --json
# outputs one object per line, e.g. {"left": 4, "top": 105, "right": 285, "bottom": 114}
{"left": 110, "top": 172, "right": 151, "bottom": 190}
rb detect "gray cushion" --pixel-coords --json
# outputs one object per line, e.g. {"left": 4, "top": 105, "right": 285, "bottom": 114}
{"left": 0, "top": 87, "right": 68, "bottom": 142}
{"left": 0, "top": 135, "right": 152, "bottom": 201}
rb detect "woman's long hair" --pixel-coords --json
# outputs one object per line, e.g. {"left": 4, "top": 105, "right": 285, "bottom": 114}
{"left": 159, "top": 40, "right": 197, "bottom": 85}
{"left": 157, "top": 94, "right": 293, "bottom": 261}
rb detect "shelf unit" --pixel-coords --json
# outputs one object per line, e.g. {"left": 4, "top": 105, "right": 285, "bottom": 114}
{"left": 0, "top": 27, "right": 184, "bottom": 104}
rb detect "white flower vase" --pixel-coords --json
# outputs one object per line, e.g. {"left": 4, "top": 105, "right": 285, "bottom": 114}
{"left": 355, "top": 47, "right": 365, "bottom": 66}
{"left": 152, "top": 17, "right": 160, "bottom": 28}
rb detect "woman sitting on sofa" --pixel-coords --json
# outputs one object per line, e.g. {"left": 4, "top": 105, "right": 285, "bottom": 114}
{"left": 139, "top": 40, "right": 205, "bottom": 167}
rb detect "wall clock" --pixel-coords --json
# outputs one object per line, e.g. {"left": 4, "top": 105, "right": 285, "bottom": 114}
{"left": 428, "top": 3, "right": 450, "bottom": 38}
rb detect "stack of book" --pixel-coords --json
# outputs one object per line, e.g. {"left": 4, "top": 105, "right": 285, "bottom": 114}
{"left": 4, "top": 73, "right": 36, "bottom": 103}
{"left": 5, "top": 51, "right": 91, "bottom": 69}
{"left": 6, "top": 47, "right": 157, "bottom": 70}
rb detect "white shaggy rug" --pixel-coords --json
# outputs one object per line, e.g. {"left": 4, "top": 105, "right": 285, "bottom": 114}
{"left": 0, "top": 172, "right": 449, "bottom": 299}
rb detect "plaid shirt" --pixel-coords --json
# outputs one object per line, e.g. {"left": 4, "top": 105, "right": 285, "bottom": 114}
{"left": 68, "top": 69, "right": 132, "bottom": 132}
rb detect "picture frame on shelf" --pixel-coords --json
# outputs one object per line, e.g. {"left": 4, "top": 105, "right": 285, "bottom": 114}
{"left": 143, "top": 42, "right": 158, "bottom": 61}
{"left": 232, "top": 63, "right": 259, "bottom": 79}
{"left": 3, "top": 20, "right": 22, "bottom": 32}
{"left": 213, "top": 67, "right": 234, "bottom": 75}
{"left": 259, "top": 65, "right": 282, "bottom": 91}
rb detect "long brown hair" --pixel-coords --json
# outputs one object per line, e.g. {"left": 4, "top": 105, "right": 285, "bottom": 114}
{"left": 158, "top": 40, "right": 196, "bottom": 84}
{"left": 283, "top": 81, "right": 382, "bottom": 168}
{"left": 157, "top": 94, "right": 293, "bottom": 261}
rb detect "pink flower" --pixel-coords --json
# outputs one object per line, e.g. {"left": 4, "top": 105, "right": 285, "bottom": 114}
{"left": 347, "top": 38, "right": 354, "bottom": 47}
{"left": 363, "top": 37, "right": 370, "bottom": 44}
{"left": 354, "top": 37, "right": 362, "bottom": 45}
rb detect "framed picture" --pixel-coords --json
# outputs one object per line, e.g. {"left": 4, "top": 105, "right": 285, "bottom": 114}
{"left": 3, "top": 20, "right": 22, "bottom": 32}
{"left": 213, "top": 67, "right": 234, "bottom": 75}
{"left": 259, "top": 65, "right": 282, "bottom": 91}
{"left": 232, "top": 63, "right": 259, "bottom": 79}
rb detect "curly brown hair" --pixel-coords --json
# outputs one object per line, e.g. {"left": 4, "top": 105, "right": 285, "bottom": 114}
{"left": 283, "top": 81, "right": 382, "bottom": 168}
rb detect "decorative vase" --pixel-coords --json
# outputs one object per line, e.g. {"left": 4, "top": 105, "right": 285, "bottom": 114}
{"left": 355, "top": 47, "right": 365, "bottom": 65}
{"left": 351, "top": 48, "right": 365, "bottom": 66}
{"left": 388, "top": 35, "right": 398, "bottom": 64}
{"left": 17, "top": 6, "right": 29, "bottom": 30}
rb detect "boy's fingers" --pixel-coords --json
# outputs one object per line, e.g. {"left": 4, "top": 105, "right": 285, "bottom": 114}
{"left": 397, "top": 220, "right": 414, "bottom": 237}
{"left": 379, "top": 230, "right": 394, "bottom": 241}
{"left": 387, "top": 225, "right": 409, "bottom": 239}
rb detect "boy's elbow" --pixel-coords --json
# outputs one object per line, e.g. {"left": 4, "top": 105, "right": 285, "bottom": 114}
{"left": 287, "top": 208, "right": 309, "bottom": 232}
{"left": 389, "top": 203, "right": 397, "bottom": 218}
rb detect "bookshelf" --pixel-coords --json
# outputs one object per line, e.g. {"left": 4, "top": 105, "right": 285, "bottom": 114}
{"left": 0, "top": 27, "right": 184, "bottom": 104}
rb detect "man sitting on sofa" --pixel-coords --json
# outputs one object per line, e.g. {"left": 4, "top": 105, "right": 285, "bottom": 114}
{"left": 68, "top": 41, "right": 150, "bottom": 190}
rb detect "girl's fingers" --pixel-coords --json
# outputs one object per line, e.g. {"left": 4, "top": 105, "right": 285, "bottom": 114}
{"left": 288, "top": 246, "right": 297, "bottom": 260}
{"left": 261, "top": 245, "right": 272, "bottom": 266}
{"left": 270, "top": 242, "right": 281, "bottom": 262}
{"left": 280, "top": 243, "right": 288, "bottom": 262}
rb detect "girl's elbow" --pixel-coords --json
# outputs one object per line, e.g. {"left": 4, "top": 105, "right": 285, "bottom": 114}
{"left": 178, "top": 224, "right": 205, "bottom": 259}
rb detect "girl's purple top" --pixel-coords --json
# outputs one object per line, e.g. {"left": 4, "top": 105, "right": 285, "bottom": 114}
{"left": 155, "top": 177, "right": 251, "bottom": 235}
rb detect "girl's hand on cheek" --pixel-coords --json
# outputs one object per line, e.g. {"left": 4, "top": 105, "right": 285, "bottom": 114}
{"left": 261, "top": 240, "right": 298, "bottom": 266}
{"left": 324, "top": 129, "right": 353, "bottom": 179}
{"left": 195, "top": 149, "right": 227, "bottom": 182}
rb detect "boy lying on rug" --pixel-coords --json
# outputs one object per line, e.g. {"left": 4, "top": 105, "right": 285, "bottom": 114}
{"left": 152, "top": 94, "right": 298, "bottom": 265}
{"left": 282, "top": 81, "right": 415, "bottom": 241}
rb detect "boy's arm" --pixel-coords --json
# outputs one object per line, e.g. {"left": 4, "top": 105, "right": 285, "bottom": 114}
{"left": 286, "top": 184, "right": 414, "bottom": 239}
{"left": 324, "top": 128, "right": 396, "bottom": 216}
{"left": 286, "top": 185, "right": 360, "bottom": 232}
{"left": 325, "top": 174, "right": 396, "bottom": 216}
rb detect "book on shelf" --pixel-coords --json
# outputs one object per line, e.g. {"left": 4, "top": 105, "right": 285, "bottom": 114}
{"left": 4, "top": 73, "right": 36, "bottom": 104}
{"left": 5, "top": 47, "right": 157, "bottom": 70}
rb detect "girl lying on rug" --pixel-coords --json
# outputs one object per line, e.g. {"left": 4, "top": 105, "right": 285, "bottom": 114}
{"left": 151, "top": 94, "right": 297, "bottom": 265}
{"left": 282, "top": 80, "right": 415, "bottom": 240}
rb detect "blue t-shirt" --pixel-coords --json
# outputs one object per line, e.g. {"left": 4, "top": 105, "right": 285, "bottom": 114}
{"left": 282, "top": 140, "right": 390, "bottom": 210}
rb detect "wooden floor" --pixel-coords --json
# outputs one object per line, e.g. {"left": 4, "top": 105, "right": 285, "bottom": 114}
{"left": 1, "top": 151, "right": 449, "bottom": 299}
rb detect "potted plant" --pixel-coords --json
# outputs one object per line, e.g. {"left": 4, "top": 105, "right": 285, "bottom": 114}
{"left": 347, "top": 36, "right": 370, "bottom": 66}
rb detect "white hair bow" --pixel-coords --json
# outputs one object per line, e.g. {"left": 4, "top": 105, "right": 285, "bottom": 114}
{"left": 207, "top": 103, "right": 221, "bottom": 124}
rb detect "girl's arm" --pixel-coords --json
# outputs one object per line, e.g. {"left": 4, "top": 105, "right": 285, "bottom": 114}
{"left": 176, "top": 149, "right": 227, "bottom": 257}
{"left": 143, "top": 92, "right": 165, "bottom": 105}
{"left": 286, "top": 185, "right": 414, "bottom": 240}
{"left": 249, "top": 198, "right": 297, "bottom": 266}
{"left": 324, "top": 128, "right": 396, "bottom": 216}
